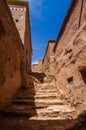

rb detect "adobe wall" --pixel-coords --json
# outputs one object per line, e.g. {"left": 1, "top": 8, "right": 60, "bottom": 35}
{"left": 32, "top": 59, "right": 43, "bottom": 73}
{"left": 53, "top": 0, "right": 86, "bottom": 108}
{"left": 43, "top": 41, "right": 56, "bottom": 75}
{"left": 8, "top": 2, "right": 32, "bottom": 72}
{"left": 54, "top": 0, "right": 86, "bottom": 57}
{"left": 0, "top": 0, "right": 25, "bottom": 108}
{"left": 55, "top": 23, "right": 86, "bottom": 108}
{"left": 24, "top": 4, "right": 32, "bottom": 72}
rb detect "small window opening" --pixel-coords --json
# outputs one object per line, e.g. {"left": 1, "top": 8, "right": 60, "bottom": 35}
{"left": 80, "top": 68, "right": 86, "bottom": 85}
{"left": 15, "top": 19, "right": 19, "bottom": 23}
{"left": 67, "top": 76, "right": 73, "bottom": 85}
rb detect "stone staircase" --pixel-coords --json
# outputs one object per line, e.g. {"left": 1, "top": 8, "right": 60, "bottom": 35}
{"left": 0, "top": 77, "right": 75, "bottom": 120}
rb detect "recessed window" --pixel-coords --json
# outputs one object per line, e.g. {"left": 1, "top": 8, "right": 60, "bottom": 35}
{"left": 80, "top": 68, "right": 86, "bottom": 85}
{"left": 67, "top": 77, "right": 73, "bottom": 85}
{"left": 15, "top": 19, "right": 19, "bottom": 23}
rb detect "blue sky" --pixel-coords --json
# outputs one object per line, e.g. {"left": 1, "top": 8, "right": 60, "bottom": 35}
{"left": 27, "top": 0, "right": 71, "bottom": 64}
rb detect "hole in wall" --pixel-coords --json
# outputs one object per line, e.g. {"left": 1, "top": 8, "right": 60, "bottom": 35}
{"left": 67, "top": 76, "right": 73, "bottom": 85}
{"left": 71, "top": 59, "right": 76, "bottom": 64}
{"left": 64, "top": 48, "right": 72, "bottom": 55}
{"left": 15, "top": 19, "right": 19, "bottom": 23}
{"left": 80, "top": 68, "right": 86, "bottom": 85}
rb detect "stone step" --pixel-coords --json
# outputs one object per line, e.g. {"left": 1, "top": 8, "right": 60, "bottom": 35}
{"left": 0, "top": 108, "right": 37, "bottom": 117}
{"left": 1, "top": 104, "right": 74, "bottom": 118}
{"left": 12, "top": 99, "right": 63, "bottom": 106}
{"left": 16, "top": 93, "right": 60, "bottom": 99}
{"left": 36, "top": 90, "right": 57, "bottom": 93}
{"left": 35, "top": 91, "right": 58, "bottom": 94}
{"left": 15, "top": 95, "right": 59, "bottom": 100}
{"left": 29, "top": 116, "right": 67, "bottom": 120}
{"left": 35, "top": 93, "right": 59, "bottom": 96}
{"left": 16, "top": 93, "right": 35, "bottom": 97}
{"left": 2, "top": 104, "right": 47, "bottom": 112}
{"left": 36, "top": 107, "right": 75, "bottom": 118}
{"left": 35, "top": 95, "right": 59, "bottom": 100}
{"left": 34, "top": 85, "right": 57, "bottom": 90}
{"left": 37, "top": 111, "right": 61, "bottom": 118}
{"left": 35, "top": 88, "right": 58, "bottom": 92}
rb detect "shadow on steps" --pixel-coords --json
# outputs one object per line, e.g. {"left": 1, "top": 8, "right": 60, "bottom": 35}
{"left": 0, "top": 114, "right": 86, "bottom": 130}
{"left": 0, "top": 74, "right": 38, "bottom": 118}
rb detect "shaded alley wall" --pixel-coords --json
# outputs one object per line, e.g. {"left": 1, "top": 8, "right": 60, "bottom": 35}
{"left": 0, "top": 0, "right": 26, "bottom": 108}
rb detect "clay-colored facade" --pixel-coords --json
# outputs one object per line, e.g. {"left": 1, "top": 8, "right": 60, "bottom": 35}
{"left": 32, "top": 59, "right": 43, "bottom": 73}
{"left": 42, "top": 40, "right": 56, "bottom": 75}
{"left": 54, "top": 0, "right": 86, "bottom": 57}
{"left": 53, "top": 0, "right": 86, "bottom": 106}
{"left": 7, "top": 0, "right": 32, "bottom": 72}
{"left": 41, "top": 0, "right": 86, "bottom": 107}
{"left": 0, "top": 0, "right": 32, "bottom": 108}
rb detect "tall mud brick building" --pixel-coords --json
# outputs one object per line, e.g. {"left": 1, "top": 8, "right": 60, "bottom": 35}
{"left": 7, "top": 0, "right": 32, "bottom": 72}
{"left": 0, "top": 0, "right": 32, "bottom": 108}
{"left": 53, "top": 0, "right": 86, "bottom": 110}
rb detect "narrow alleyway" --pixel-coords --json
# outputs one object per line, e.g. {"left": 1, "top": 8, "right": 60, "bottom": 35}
{"left": 0, "top": 73, "right": 86, "bottom": 130}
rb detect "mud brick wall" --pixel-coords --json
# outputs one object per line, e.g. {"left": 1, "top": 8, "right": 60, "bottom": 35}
{"left": 0, "top": 0, "right": 25, "bottom": 108}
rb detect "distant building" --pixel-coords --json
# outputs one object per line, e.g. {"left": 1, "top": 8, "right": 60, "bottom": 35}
{"left": 42, "top": 40, "right": 56, "bottom": 75}
{"left": 32, "top": 59, "right": 43, "bottom": 73}
{"left": 7, "top": 0, "right": 32, "bottom": 72}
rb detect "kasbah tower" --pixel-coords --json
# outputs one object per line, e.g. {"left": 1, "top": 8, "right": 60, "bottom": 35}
{"left": 7, "top": 0, "right": 32, "bottom": 72}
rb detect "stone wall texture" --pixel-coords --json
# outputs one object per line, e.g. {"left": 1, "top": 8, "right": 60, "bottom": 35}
{"left": 0, "top": 0, "right": 27, "bottom": 108}
{"left": 55, "top": 24, "right": 86, "bottom": 107}
{"left": 41, "top": 0, "right": 86, "bottom": 109}
{"left": 54, "top": 0, "right": 86, "bottom": 57}
{"left": 53, "top": 0, "right": 86, "bottom": 107}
